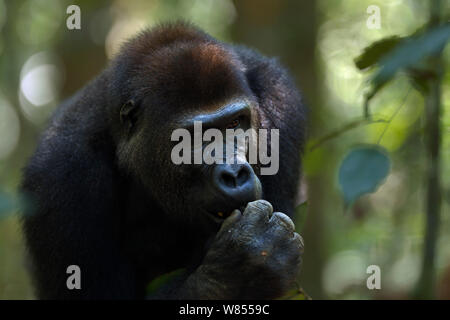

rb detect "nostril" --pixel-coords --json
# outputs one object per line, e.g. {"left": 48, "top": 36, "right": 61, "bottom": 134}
{"left": 212, "top": 163, "right": 260, "bottom": 206}
{"left": 214, "top": 164, "right": 255, "bottom": 192}
{"left": 236, "top": 167, "right": 250, "bottom": 186}
{"left": 220, "top": 172, "right": 236, "bottom": 188}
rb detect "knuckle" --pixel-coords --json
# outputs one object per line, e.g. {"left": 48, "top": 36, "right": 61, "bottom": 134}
{"left": 291, "top": 232, "right": 304, "bottom": 254}
{"left": 245, "top": 200, "right": 273, "bottom": 214}
{"left": 270, "top": 212, "right": 295, "bottom": 231}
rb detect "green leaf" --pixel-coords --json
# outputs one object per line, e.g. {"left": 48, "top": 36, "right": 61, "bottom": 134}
{"left": 278, "top": 287, "right": 312, "bottom": 300}
{"left": 146, "top": 268, "right": 186, "bottom": 296}
{"left": 369, "top": 24, "right": 450, "bottom": 98}
{"left": 358, "top": 24, "right": 449, "bottom": 117}
{"left": 338, "top": 146, "right": 390, "bottom": 207}
{"left": 354, "top": 36, "right": 403, "bottom": 70}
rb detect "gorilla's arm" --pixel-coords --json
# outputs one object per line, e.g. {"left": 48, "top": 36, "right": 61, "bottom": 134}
{"left": 22, "top": 78, "right": 138, "bottom": 299}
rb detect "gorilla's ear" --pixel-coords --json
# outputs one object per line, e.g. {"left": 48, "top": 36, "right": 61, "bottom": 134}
{"left": 120, "top": 100, "right": 139, "bottom": 131}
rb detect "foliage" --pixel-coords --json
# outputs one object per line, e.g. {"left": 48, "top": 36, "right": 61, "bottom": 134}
{"left": 146, "top": 268, "right": 186, "bottom": 296}
{"left": 338, "top": 146, "right": 390, "bottom": 208}
{"left": 328, "top": 22, "right": 449, "bottom": 208}
{"left": 278, "top": 287, "right": 311, "bottom": 300}
{"left": 356, "top": 23, "right": 450, "bottom": 114}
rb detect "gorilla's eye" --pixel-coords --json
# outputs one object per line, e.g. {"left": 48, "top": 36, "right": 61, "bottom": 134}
{"left": 226, "top": 119, "right": 240, "bottom": 129}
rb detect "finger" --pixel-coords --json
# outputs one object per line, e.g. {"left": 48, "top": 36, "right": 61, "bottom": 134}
{"left": 242, "top": 200, "right": 273, "bottom": 225}
{"left": 219, "top": 209, "right": 242, "bottom": 232}
{"left": 269, "top": 212, "right": 295, "bottom": 232}
{"left": 292, "top": 232, "right": 304, "bottom": 254}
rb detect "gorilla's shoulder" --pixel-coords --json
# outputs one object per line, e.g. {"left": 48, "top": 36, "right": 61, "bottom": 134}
{"left": 22, "top": 78, "right": 116, "bottom": 200}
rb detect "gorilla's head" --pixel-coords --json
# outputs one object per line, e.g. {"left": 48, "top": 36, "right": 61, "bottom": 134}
{"left": 109, "top": 23, "right": 263, "bottom": 226}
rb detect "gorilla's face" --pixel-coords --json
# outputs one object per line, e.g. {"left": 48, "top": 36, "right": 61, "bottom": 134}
{"left": 117, "top": 97, "right": 262, "bottom": 227}
{"left": 113, "top": 41, "right": 263, "bottom": 227}
{"left": 170, "top": 99, "right": 263, "bottom": 224}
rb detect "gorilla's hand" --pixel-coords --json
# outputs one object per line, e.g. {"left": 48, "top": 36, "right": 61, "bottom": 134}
{"left": 188, "top": 200, "right": 303, "bottom": 299}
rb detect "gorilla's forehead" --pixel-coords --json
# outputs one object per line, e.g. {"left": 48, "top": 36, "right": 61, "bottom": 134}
{"left": 142, "top": 43, "right": 249, "bottom": 109}
{"left": 115, "top": 24, "right": 251, "bottom": 111}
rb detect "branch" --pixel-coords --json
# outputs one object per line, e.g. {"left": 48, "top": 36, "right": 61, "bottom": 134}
{"left": 413, "top": 0, "right": 444, "bottom": 299}
{"left": 308, "top": 118, "right": 387, "bottom": 152}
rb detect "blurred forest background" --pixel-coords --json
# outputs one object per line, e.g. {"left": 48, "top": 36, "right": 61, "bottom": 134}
{"left": 0, "top": 0, "right": 449, "bottom": 299}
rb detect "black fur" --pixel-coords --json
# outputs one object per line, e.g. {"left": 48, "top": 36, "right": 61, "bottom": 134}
{"left": 21, "top": 22, "right": 306, "bottom": 299}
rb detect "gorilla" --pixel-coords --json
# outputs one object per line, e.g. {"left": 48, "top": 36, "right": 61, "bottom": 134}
{"left": 21, "top": 22, "right": 306, "bottom": 299}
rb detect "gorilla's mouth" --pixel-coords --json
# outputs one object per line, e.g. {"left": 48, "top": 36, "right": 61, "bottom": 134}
{"left": 207, "top": 205, "right": 246, "bottom": 223}
{"left": 216, "top": 211, "right": 230, "bottom": 218}
{"left": 214, "top": 211, "right": 232, "bottom": 219}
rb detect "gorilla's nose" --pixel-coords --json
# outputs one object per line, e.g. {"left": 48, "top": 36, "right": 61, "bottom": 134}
{"left": 213, "top": 163, "right": 260, "bottom": 204}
